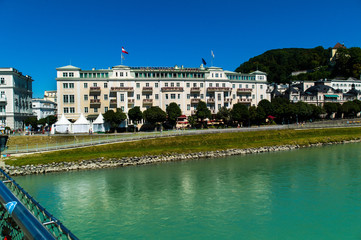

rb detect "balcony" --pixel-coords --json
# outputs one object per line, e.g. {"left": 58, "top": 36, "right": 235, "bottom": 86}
{"left": 142, "top": 87, "right": 153, "bottom": 93}
{"left": 161, "top": 87, "right": 184, "bottom": 92}
{"left": 128, "top": 99, "right": 135, "bottom": 104}
{"left": 143, "top": 99, "right": 153, "bottom": 105}
{"left": 190, "top": 87, "right": 200, "bottom": 92}
{"left": 238, "top": 98, "right": 252, "bottom": 104}
{"left": 90, "top": 99, "right": 101, "bottom": 107}
{"left": 110, "top": 99, "right": 117, "bottom": 107}
{"left": 237, "top": 88, "right": 252, "bottom": 93}
{"left": 207, "top": 98, "right": 215, "bottom": 104}
{"left": 224, "top": 98, "right": 232, "bottom": 103}
{"left": 207, "top": 87, "right": 231, "bottom": 92}
{"left": 89, "top": 86, "right": 101, "bottom": 96}
{"left": 191, "top": 98, "right": 201, "bottom": 104}
{"left": 110, "top": 87, "right": 134, "bottom": 92}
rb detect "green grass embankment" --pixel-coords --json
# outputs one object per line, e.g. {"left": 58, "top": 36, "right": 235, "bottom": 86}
{"left": 6, "top": 128, "right": 361, "bottom": 167}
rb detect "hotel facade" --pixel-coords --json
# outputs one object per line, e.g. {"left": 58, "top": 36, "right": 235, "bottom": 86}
{"left": 0, "top": 68, "right": 33, "bottom": 129}
{"left": 56, "top": 64, "right": 270, "bottom": 121}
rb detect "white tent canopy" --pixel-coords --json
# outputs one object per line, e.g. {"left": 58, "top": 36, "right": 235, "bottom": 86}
{"left": 73, "top": 114, "right": 90, "bottom": 133}
{"left": 54, "top": 114, "right": 72, "bottom": 133}
{"left": 92, "top": 113, "right": 108, "bottom": 132}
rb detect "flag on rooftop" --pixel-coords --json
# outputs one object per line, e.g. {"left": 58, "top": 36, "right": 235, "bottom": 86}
{"left": 122, "top": 47, "right": 128, "bottom": 54}
{"left": 211, "top": 50, "right": 215, "bottom": 59}
{"left": 202, "top": 58, "right": 207, "bottom": 65}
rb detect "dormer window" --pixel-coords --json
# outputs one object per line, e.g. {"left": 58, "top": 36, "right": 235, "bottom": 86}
{"left": 63, "top": 72, "right": 68, "bottom": 77}
{"left": 69, "top": 72, "right": 74, "bottom": 77}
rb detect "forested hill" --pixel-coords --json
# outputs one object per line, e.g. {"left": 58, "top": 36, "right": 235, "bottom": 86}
{"left": 235, "top": 46, "right": 361, "bottom": 83}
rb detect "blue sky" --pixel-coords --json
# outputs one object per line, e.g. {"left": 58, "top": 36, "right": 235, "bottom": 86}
{"left": 1, "top": 0, "right": 360, "bottom": 97}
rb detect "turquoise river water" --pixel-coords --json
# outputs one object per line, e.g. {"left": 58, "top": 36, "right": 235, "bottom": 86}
{"left": 14, "top": 143, "right": 361, "bottom": 239}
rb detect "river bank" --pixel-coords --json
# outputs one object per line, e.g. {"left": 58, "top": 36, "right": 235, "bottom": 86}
{"left": 4, "top": 139, "right": 361, "bottom": 176}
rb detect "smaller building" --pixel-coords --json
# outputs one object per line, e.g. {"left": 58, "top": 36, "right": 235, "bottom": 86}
{"left": 44, "top": 90, "right": 57, "bottom": 103}
{"left": 32, "top": 98, "right": 57, "bottom": 120}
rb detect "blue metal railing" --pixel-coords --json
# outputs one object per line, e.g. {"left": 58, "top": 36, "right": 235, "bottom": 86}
{"left": 0, "top": 169, "right": 78, "bottom": 240}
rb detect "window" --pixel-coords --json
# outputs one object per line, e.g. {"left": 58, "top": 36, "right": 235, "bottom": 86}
{"left": 63, "top": 83, "right": 68, "bottom": 88}
{"left": 218, "top": 104, "right": 221, "bottom": 109}
{"left": 155, "top": 83, "right": 159, "bottom": 88}
{"left": 120, "top": 83, "right": 124, "bottom": 87}
{"left": 222, "top": 83, "right": 225, "bottom": 87}
{"left": 218, "top": 94, "right": 221, "bottom": 101}
{"left": 193, "top": 83, "right": 197, "bottom": 87}
{"left": 165, "top": 83, "right": 169, "bottom": 87}
{"left": 166, "top": 94, "right": 169, "bottom": 99}
{"left": 104, "top": 83, "right": 108, "bottom": 88}
{"left": 209, "top": 83, "right": 212, "bottom": 87}
{"left": 63, "top": 95, "right": 69, "bottom": 103}
{"left": 63, "top": 107, "right": 69, "bottom": 113}
{"left": 201, "top": 94, "right": 204, "bottom": 99}
{"left": 70, "top": 107, "right": 75, "bottom": 113}
{"left": 260, "top": 85, "right": 263, "bottom": 89}
{"left": 93, "top": 83, "right": 97, "bottom": 87}
{"left": 171, "top": 94, "right": 176, "bottom": 99}
{"left": 120, "top": 94, "right": 124, "bottom": 102}
{"left": 69, "top": 95, "right": 74, "bottom": 103}
{"left": 187, "top": 94, "right": 190, "bottom": 99}
{"left": 69, "top": 83, "right": 74, "bottom": 88}
{"left": 121, "top": 106, "right": 124, "bottom": 111}
{"left": 177, "top": 82, "right": 180, "bottom": 87}
{"left": 120, "top": 72, "right": 123, "bottom": 77}
{"left": 0, "top": 78, "right": 4, "bottom": 84}
{"left": 200, "top": 83, "right": 203, "bottom": 87}
{"left": 215, "top": 73, "right": 219, "bottom": 78}
{"left": 252, "top": 94, "right": 255, "bottom": 99}
{"left": 84, "top": 95, "right": 88, "bottom": 101}
{"left": 69, "top": 72, "right": 74, "bottom": 77}
{"left": 146, "top": 83, "right": 149, "bottom": 87}
{"left": 94, "top": 108, "right": 98, "bottom": 113}
{"left": 63, "top": 73, "right": 68, "bottom": 77}
{"left": 178, "top": 94, "right": 180, "bottom": 99}
{"left": 216, "top": 83, "right": 219, "bottom": 87}
{"left": 105, "top": 107, "right": 108, "bottom": 112}
{"left": 187, "top": 104, "right": 190, "bottom": 110}
{"left": 155, "top": 94, "right": 159, "bottom": 100}
{"left": 260, "top": 95, "right": 263, "bottom": 100}
{"left": 85, "top": 107, "right": 88, "bottom": 113}
{"left": 104, "top": 94, "right": 108, "bottom": 100}
{"left": 246, "top": 84, "right": 248, "bottom": 88}
{"left": 186, "top": 83, "right": 190, "bottom": 88}
{"left": 84, "top": 83, "right": 88, "bottom": 88}
{"left": 252, "top": 85, "right": 255, "bottom": 89}
{"left": 233, "top": 94, "right": 236, "bottom": 99}
{"left": 232, "top": 84, "right": 235, "bottom": 88}
{"left": 136, "top": 83, "right": 140, "bottom": 88}
{"left": 137, "top": 94, "right": 140, "bottom": 100}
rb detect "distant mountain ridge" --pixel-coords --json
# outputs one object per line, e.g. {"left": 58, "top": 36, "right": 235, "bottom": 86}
{"left": 235, "top": 44, "right": 361, "bottom": 83}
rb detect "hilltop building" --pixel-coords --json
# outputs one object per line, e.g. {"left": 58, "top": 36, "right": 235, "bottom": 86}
{"left": 56, "top": 64, "right": 270, "bottom": 121}
{"left": 0, "top": 68, "right": 33, "bottom": 129}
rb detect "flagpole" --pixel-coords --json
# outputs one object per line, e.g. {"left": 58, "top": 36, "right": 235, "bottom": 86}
{"left": 121, "top": 53, "right": 123, "bottom": 65}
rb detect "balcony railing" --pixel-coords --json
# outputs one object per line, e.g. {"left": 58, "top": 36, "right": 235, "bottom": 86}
{"left": 237, "top": 88, "right": 252, "bottom": 93}
{"left": 110, "top": 87, "right": 134, "bottom": 92}
{"left": 89, "top": 87, "right": 101, "bottom": 95}
{"left": 190, "top": 87, "right": 200, "bottom": 92}
{"left": 238, "top": 98, "right": 252, "bottom": 103}
{"left": 191, "top": 98, "right": 201, "bottom": 104}
{"left": 142, "top": 87, "right": 153, "bottom": 92}
{"left": 224, "top": 98, "right": 232, "bottom": 103}
{"left": 110, "top": 99, "right": 117, "bottom": 105}
{"left": 161, "top": 87, "right": 184, "bottom": 92}
{"left": 143, "top": 99, "right": 153, "bottom": 105}
{"left": 128, "top": 99, "right": 135, "bottom": 103}
{"left": 207, "top": 98, "right": 215, "bottom": 103}
{"left": 207, "top": 87, "right": 231, "bottom": 92}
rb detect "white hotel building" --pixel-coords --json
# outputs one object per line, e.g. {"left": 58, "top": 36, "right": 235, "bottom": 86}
{"left": 56, "top": 64, "right": 270, "bottom": 121}
{"left": 0, "top": 68, "right": 33, "bottom": 129}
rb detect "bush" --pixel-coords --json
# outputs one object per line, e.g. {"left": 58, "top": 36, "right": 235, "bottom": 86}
{"left": 139, "top": 123, "right": 156, "bottom": 132}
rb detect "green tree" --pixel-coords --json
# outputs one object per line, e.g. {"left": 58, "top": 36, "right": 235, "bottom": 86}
{"left": 143, "top": 106, "right": 167, "bottom": 125}
{"left": 104, "top": 108, "right": 127, "bottom": 132}
{"left": 341, "top": 101, "right": 360, "bottom": 118}
{"left": 216, "top": 106, "right": 231, "bottom": 126}
{"left": 38, "top": 115, "right": 57, "bottom": 127}
{"left": 323, "top": 102, "right": 340, "bottom": 117}
{"left": 295, "top": 101, "right": 313, "bottom": 121}
{"left": 166, "top": 102, "right": 182, "bottom": 127}
{"left": 128, "top": 106, "right": 143, "bottom": 124}
{"left": 195, "top": 101, "right": 211, "bottom": 123}
{"left": 257, "top": 99, "right": 274, "bottom": 117}
{"left": 24, "top": 116, "right": 38, "bottom": 129}
{"left": 231, "top": 103, "right": 249, "bottom": 126}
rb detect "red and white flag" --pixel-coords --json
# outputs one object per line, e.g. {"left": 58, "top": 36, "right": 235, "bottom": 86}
{"left": 122, "top": 47, "right": 128, "bottom": 54}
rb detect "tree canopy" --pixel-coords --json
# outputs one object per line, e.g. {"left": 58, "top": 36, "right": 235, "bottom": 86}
{"left": 143, "top": 106, "right": 167, "bottom": 125}
{"left": 166, "top": 102, "right": 182, "bottom": 127}
{"left": 104, "top": 108, "right": 127, "bottom": 131}
{"left": 195, "top": 101, "right": 211, "bottom": 121}
{"left": 128, "top": 106, "right": 143, "bottom": 124}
